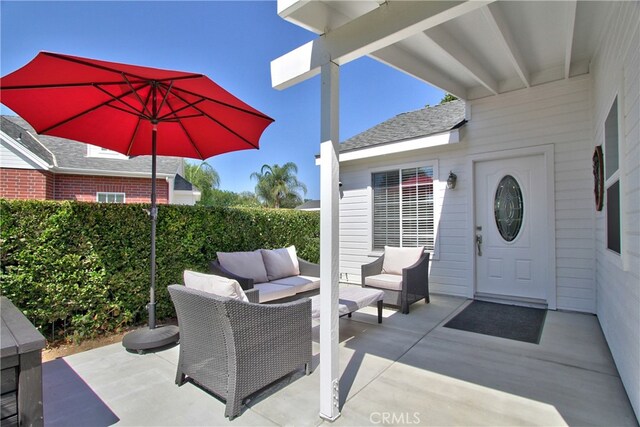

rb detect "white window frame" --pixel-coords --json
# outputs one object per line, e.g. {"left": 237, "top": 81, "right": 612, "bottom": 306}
{"left": 87, "top": 145, "right": 128, "bottom": 159}
{"left": 603, "top": 93, "right": 623, "bottom": 260}
{"left": 368, "top": 159, "right": 441, "bottom": 259}
{"left": 96, "top": 192, "right": 126, "bottom": 204}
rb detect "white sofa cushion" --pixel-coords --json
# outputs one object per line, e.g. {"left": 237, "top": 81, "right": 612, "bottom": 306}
{"left": 270, "top": 275, "right": 320, "bottom": 293}
{"left": 364, "top": 273, "right": 403, "bottom": 291}
{"left": 253, "top": 282, "right": 298, "bottom": 303}
{"left": 261, "top": 246, "right": 300, "bottom": 281}
{"left": 217, "top": 250, "right": 269, "bottom": 283}
{"left": 183, "top": 270, "right": 249, "bottom": 302}
{"left": 382, "top": 246, "right": 424, "bottom": 275}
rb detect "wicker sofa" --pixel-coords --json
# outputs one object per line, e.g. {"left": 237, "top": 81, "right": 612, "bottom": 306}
{"left": 361, "top": 246, "right": 430, "bottom": 314}
{"left": 168, "top": 284, "right": 312, "bottom": 419}
{"left": 210, "top": 246, "right": 320, "bottom": 303}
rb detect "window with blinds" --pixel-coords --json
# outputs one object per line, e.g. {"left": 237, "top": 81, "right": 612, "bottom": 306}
{"left": 372, "top": 166, "right": 434, "bottom": 251}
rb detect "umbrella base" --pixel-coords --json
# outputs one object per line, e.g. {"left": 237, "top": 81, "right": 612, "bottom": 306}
{"left": 122, "top": 325, "right": 179, "bottom": 354}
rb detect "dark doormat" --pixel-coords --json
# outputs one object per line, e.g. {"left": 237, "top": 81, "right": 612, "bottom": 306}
{"left": 43, "top": 358, "right": 119, "bottom": 427}
{"left": 444, "top": 300, "right": 547, "bottom": 344}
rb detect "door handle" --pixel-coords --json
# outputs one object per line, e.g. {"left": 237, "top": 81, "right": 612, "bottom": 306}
{"left": 476, "top": 234, "right": 483, "bottom": 257}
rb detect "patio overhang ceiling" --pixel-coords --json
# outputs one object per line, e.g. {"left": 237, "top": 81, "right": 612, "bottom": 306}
{"left": 271, "top": 0, "right": 611, "bottom": 100}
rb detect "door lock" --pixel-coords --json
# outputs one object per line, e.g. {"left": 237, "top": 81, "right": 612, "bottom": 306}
{"left": 475, "top": 234, "right": 483, "bottom": 256}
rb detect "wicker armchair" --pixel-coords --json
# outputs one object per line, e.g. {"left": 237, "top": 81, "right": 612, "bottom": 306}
{"left": 361, "top": 249, "right": 430, "bottom": 314}
{"left": 167, "top": 284, "right": 312, "bottom": 419}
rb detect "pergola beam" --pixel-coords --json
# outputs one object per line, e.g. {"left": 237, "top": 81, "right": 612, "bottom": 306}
{"left": 423, "top": 27, "right": 499, "bottom": 95}
{"left": 272, "top": 0, "right": 492, "bottom": 90}
{"left": 370, "top": 45, "right": 467, "bottom": 99}
{"left": 482, "top": 3, "right": 530, "bottom": 88}
{"left": 564, "top": 1, "right": 578, "bottom": 79}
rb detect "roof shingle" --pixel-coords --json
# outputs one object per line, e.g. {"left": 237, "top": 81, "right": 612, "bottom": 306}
{"left": 1, "top": 115, "right": 182, "bottom": 175}
{"left": 340, "top": 100, "right": 466, "bottom": 152}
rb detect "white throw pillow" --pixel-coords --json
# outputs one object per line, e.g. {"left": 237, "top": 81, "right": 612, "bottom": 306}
{"left": 381, "top": 246, "right": 424, "bottom": 275}
{"left": 183, "top": 270, "right": 249, "bottom": 302}
{"left": 261, "top": 246, "right": 300, "bottom": 281}
{"left": 216, "top": 250, "right": 269, "bottom": 283}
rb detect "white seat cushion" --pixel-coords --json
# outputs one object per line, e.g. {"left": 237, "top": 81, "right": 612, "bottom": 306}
{"left": 253, "top": 282, "right": 298, "bottom": 303}
{"left": 183, "top": 270, "right": 249, "bottom": 302}
{"left": 364, "top": 273, "right": 403, "bottom": 291}
{"left": 261, "top": 246, "right": 300, "bottom": 281}
{"left": 310, "top": 287, "right": 384, "bottom": 318}
{"left": 270, "top": 275, "right": 320, "bottom": 293}
{"left": 382, "top": 246, "right": 424, "bottom": 275}
{"left": 217, "top": 250, "right": 269, "bottom": 283}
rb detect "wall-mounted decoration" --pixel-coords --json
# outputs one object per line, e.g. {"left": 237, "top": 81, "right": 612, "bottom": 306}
{"left": 592, "top": 145, "right": 604, "bottom": 211}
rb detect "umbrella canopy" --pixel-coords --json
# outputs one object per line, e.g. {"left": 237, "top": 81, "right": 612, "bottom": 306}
{"left": 0, "top": 51, "right": 274, "bottom": 158}
{"left": 0, "top": 52, "right": 274, "bottom": 351}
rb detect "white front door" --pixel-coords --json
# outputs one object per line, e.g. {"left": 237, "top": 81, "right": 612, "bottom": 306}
{"left": 474, "top": 155, "right": 549, "bottom": 303}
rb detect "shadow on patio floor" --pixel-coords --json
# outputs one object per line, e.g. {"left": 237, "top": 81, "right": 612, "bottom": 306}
{"left": 43, "top": 358, "right": 119, "bottom": 427}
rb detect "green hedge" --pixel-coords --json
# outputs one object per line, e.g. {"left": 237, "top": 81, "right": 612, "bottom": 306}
{"left": 0, "top": 199, "right": 319, "bottom": 343}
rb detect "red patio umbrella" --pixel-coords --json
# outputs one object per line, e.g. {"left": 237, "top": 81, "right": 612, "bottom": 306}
{"left": 0, "top": 52, "right": 274, "bottom": 351}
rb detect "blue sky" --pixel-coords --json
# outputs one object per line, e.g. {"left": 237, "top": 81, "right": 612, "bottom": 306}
{"left": 1, "top": 1, "right": 444, "bottom": 199}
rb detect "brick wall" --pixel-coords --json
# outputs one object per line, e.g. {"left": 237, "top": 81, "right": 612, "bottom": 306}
{"left": 0, "top": 168, "right": 168, "bottom": 204}
{"left": 54, "top": 174, "right": 169, "bottom": 203}
{"left": 0, "top": 168, "right": 55, "bottom": 200}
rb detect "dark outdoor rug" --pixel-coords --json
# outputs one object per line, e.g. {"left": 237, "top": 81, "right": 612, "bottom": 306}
{"left": 444, "top": 300, "right": 547, "bottom": 344}
{"left": 43, "top": 358, "right": 119, "bottom": 427}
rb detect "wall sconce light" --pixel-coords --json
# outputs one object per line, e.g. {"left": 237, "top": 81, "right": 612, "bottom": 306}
{"left": 447, "top": 171, "right": 457, "bottom": 189}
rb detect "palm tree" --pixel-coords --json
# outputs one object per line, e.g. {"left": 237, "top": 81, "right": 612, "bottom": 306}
{"left": 250, "top": 162, "right": 307, "bottom": 208}
{"left": 184, "top": 161, "right": 220, "bottom": 206}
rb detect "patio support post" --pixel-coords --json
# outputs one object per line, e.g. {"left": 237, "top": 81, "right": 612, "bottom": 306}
{"left": 319, "top": 61, "right": 341, "bottom": 422}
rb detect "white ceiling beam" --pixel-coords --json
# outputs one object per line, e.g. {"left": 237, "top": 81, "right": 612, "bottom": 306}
{"left": 277, "top": 0, "right": 310, "bottom": 18}
{"left": 564, "top": 0, "right": 578, "bottom": 79}
{"left": 370, "top": 45, "right": 467, "bottom": 100}
{"left": 272, "top": 0, "right": 493, "bottom": 90}
{"left": 423, "top": 27, "right": 499, "bottom": 95}
{"left": 481, "top": 3, "right": 530, "bottom": 88}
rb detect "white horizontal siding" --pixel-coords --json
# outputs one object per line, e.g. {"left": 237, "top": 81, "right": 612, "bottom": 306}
{"left": 590, "top": 1, "right": 639, "bottom": 420}
{"left": 0, "top": 140, "right": 41, "bottom": 169}
{"left": 340, "top": 76, "right": 595, "bottom": 305}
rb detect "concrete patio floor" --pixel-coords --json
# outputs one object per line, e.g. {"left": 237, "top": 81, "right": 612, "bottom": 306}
{"left": 46, "top": 291, "right": 638, "bottom": 426}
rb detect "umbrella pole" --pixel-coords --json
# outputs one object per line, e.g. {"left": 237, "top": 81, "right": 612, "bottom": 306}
{"left": 121, "top": 118, "right": 179, "bottom": 354}
{"left": 149, "top": 124, "right": 157, "bottom": 330}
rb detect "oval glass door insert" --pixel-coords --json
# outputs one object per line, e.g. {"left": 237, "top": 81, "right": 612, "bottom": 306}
{"left": 494, "top": 175, "right": 523, "bottom": 242}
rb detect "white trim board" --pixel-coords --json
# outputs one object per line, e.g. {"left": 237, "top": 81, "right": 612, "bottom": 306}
{"left": 317, "top": 129, "right": 460, "bottom": 166}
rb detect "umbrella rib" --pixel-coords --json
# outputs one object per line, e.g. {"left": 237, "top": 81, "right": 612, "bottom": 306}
{"left": 122, "top": 74, "right": 153, "bottom": 118}
{"left": 169, "top": 89, "right": 260, "bottom": 150}
{"left": 155, "top": 81, "right": 175, "bottom": 118}
{"left": 42, "top": 52, "right": 203, "bottom": 84}
{"left": 93, "top": 83, "right": 151, "bottom": 119}
{"left": 0, "top": 80, "right": 149, "bottom": 90}
{"left": 163, "top": 96, "right": 205, "bottom": 159}
{"left": 125, "top": 117, "right": 143, "bottom": 156}
{"left": 157, "top": 98, "right": 205, "bottom": 121}
{"left": 169, "top": 85, "right": 274, "bottom": 123}
{"left": 38, "top": 82, "right": 149, "bottom": 134}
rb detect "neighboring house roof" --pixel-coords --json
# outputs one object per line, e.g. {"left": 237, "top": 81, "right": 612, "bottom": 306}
{"left": 339, "top": 100, "right": 466, "bottom": 152}
{"left": 174, "top": 174, "right": 195, "bottom": 191}
{"left": 1, "top": 115, "right": 182, "bottom": 176}
{"left": 1, "top": 116, "right": 55, "bottom": 165}
{"left": 295, "top": 200, "right": 320, "bottom": 210}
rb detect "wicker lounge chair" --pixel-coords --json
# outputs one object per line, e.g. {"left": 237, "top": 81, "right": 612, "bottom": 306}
{"left": 361, "top": 247, "right": 430, "bottom": 314}
{"left": 167, "top": 284, "right": 312, "bottom": 419}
